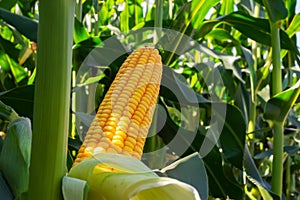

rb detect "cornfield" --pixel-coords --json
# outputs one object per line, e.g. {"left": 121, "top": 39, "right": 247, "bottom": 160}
{"left": 0, "top": 0, "right": 299, "bottom": 199}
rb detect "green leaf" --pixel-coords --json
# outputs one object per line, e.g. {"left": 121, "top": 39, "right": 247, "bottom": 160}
{"left": 5, "top": 54, "right": 27, "bottom": 84}
{"left": 219, "top": 0, "right": 234, "bottom": 15}
{"left": 98, "top": 0, "right": 115, "bottom": 26}
{"left": 247, "top": 175, "right": 274, "bottom": 200}
{"left": 219, "top": 104, "right": 246, "bottom": 169}
{"left": 0, "top": 173, "right": 13, "bottom": 200}
{"left": 0, "top": 85, "right": 34, "bottom": 119}
{"left": 197, "top": 11, "right": 297, "bottom": 51}
{"left": 120, "top": 0, "right": 129, "bottom": 33}
{"left": 0, "top": 0, "right": 17, "bottom": 10}
{"left": 160, "top": 67, "right": 246, "bottom": 169}
{"left": 0, "top": 52, "right": 10, "bottom": 72}
{"left": 76, "top": 71, "right": 106, "bottom": 88}
{"left": 244, "top": 145, "right": 279, "bottom": 199}
{"left": 286, "top": 13, "right": 300, "bottom": 37}
{"left": 62, "top": 176, "right": 88, "bottom": 200}
{"left": 190, "top": 0, "right": 220, "bottom": 29}
{"left": 0, "top": 8, "right": 38, "bottom": 41}
{"left": 264, "top": 79, "right": 300, "bottom": 125}
{"left": 160, "top": 66, "right": 210, "bottom": 105}
{"left": 203, "top": 147, "right": 243, "bottom": 199}
{"left": 17, "top": 0, "right": 37, "bottom": 17}
{"left": 262, "top": 0, "right": 288, "bottom": 22}
{"left": 0, "top": 117, "right": 32, "bottom": 199}
{"left": 74, "top": 18, "right": 90, "bottom": 44}
{"left": 254, "top": 146, "right": 300, "bottom": 159}
{"left": 159, "top": 0, "right": 220, "bottom": 64}
{"left": 194, "top": 45, "right": 243, "bottom": 83}
{"left": 234, "top": 84, "right": 250, "bottom": 124}
{"left": 0, "top": 35, "right": 21, "bottom": 62}
{"left": 155, "top": 102, "right": 244, "bottom": 198}
{"left": 161, "top": 152, "right": 208, "bottom": 200}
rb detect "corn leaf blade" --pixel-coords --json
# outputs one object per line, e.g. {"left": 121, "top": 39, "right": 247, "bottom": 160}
{"left": 161, "top": 152, "right": 208, "bottom": 200}
{"left": 0, "top": 173, "right": 13, "bottom": 200}
{"left": 0, "top": 85, "right": 34, "bottom": 119}
{"left": 264, "top": 79, "right": 300, "bottom": 125}
{"left": 262, "top": 0, "right": 288, "bottom": 23}
{"left": 0, "top": 8, "right": 38, "bottom": 41}
{"left": 286, "top": 14, "right": 300, "bottom": 37}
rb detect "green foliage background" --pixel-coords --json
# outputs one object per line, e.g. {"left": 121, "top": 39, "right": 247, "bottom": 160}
{"left": 0, "top": 0, "right": 299, "bottom": 199}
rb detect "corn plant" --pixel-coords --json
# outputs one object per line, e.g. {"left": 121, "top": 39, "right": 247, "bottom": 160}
{"left": 0, "top": 0, "right": 299, "bottom": 199}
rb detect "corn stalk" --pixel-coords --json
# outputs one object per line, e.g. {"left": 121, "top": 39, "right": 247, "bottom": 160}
{"left": 28, "top": 0, "right": 75, "bottom": 199}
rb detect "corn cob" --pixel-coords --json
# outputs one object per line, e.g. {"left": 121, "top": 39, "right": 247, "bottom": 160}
{"left": 73, "top": 46, "right": 162, "bottom": 165}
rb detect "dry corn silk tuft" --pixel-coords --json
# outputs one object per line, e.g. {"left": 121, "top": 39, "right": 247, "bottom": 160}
{"left": 73, "top": 46, "right": 163, "bottom": 165}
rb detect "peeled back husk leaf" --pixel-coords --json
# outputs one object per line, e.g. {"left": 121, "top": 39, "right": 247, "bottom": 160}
{"left": 65, "top": 153, "right": 200, "bottom": 200}
{"left": 0, "top": 117, "right": 32, "bottom": 199}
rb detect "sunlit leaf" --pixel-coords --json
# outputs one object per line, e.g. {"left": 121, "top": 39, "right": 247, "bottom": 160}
{"left": 74, "top": 19, "right": 90, "bottom": 44}
{"left": 5, "top": 55, "right": 27, "bottom": 84}
{"left": 197, "top": 11, "right": 297, "bottom": 51}
{"left": 0, "top": 36, "right": 20, "bottom": 62}
{"left": 120, "top": 1, "right": 129, "bottom": 33}
{"left": 220, "top": 0, "right": 234, "bottom": 15}
{"left": 160, "top": 0, "right": 220, "bottom": 64}
{"left": 264, "top": 79, "right": 300, "bottom": 125}
{"left": 286, "top": 13, "right": 300, "bottom": 37}
{"left": 190, "top": 0, "right": 220, "bottom": 29}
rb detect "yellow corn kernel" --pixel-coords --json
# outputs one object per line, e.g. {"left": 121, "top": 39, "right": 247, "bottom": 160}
{"left": 111, "top": 139, "right": 124, "bottom": 148}
{"left": 73, "top": 46, "right": 162, "bottom": 166}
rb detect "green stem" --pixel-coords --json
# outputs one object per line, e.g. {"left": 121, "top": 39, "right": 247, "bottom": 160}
{"left": 154, "top": 0, "right": 163, "bottom": 44}
{"left": 272, "top": 123, "right": 284, "bottom": 197}
{"left": 286, "top": 155, "right": 291, "bottom": 200}
{"left": 28, "top": 0, "right": 75, "bottom": 199}
{"left": 270, "top": 22, "right": 282, "bottom": 96}
{"left": 270, "top": 21, "right": 283, "bottom": 197}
